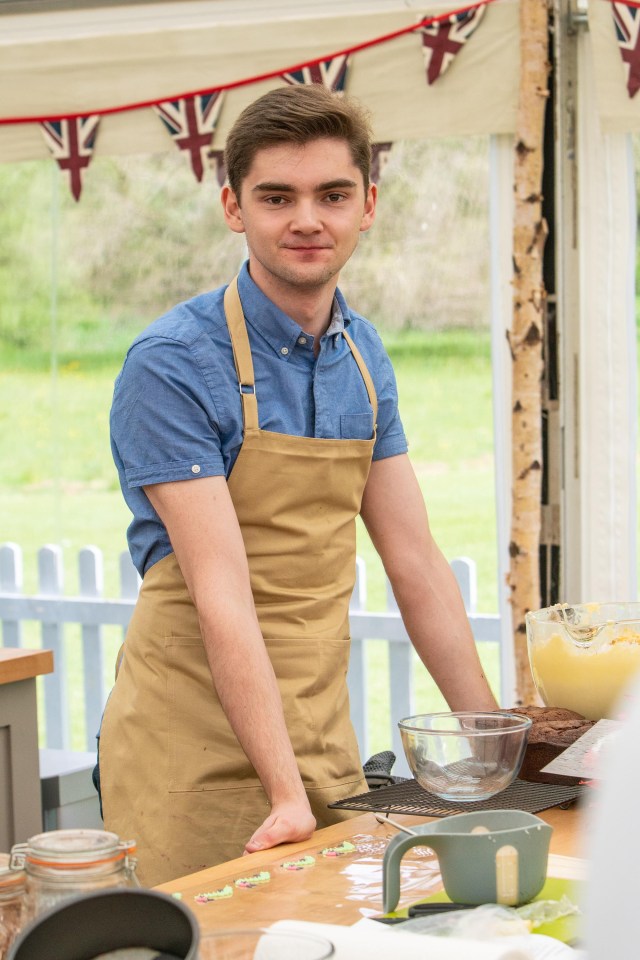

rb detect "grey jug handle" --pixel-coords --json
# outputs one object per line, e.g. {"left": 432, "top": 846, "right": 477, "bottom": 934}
{"left": 382, "top": 830, "right": 440, "bottom": 913}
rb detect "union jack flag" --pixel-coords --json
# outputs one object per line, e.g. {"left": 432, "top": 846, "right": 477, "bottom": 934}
{"left": 370, "top": 142, "right": 393, "bottom": 185}
{"left": 612, "top": 2, "right": 640, "bottom": 98}
{"left": 154, "top": 92, "right": 225, "bottom": 181}
{"left": 420, "top": 5, "right": 486, "bottom": 85}
{"left": 207, "top": 148, "right": 227, "bottom": 188}
{"left": 282, "top": 54, "right": 350, "bottom": 92}
{"left": 40, "top": 115, "right": 100, "bottom": 201}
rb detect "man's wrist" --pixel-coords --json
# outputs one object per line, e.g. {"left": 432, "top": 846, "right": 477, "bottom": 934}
{"left": 265, "top": 778, "right": 310, "bottom": 810}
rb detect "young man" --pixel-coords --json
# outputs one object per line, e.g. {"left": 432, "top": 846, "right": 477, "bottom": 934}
{"left": 100, "top": 84, "right": 498, "bottom": 886}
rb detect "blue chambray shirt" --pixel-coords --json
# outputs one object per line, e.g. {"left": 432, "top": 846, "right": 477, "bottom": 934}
{"left": 111, "top": 262, "right": 408, "bottom": 576}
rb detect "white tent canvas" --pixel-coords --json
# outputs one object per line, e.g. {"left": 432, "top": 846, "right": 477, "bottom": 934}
{"left": 0, "top": 0, "right": 521, "bottom": 162}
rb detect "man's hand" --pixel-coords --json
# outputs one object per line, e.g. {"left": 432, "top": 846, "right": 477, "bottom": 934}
{"left": 244, "top": 801, "right": 316, "bottom": 855}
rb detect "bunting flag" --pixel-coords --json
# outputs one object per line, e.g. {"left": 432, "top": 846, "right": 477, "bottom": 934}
{"left": 40, "top": 115, "right": 100, "bottom": 201}
{"left": 154, "top": 92, "right": 225, "bottom": 181}
{"left": 420, "top": 5, "right": 486, "bottom": 85}
{"left": 611, "top": 2, "right": 640, "bottom": 98}
{"left": 207, "top": 148, "right": 227, "bottom": 188}
{"left": 370, "top": 142, "right": 393, "bottom": 185}
{"left": 19, "top": 0, "right": 509, "bottom": 204}
{"left": 281, "top": 54, "right": 350, "bottom": 91}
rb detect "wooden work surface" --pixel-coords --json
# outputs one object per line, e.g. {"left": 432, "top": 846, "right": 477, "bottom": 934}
{"left": 156, "top": 804, "right": 585, "bottom": 931}
{"left": 0, "top": 647, "right": 53, "bottom": 685}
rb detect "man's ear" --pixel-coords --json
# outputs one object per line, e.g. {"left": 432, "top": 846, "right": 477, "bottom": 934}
{"left": 221, "top": 185, "right": 245, "bottom": 234}
{"left": 360, "top": 182, "right": 377, "bottom": 233}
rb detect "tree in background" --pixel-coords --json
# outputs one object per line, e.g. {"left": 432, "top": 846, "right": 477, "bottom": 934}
{"left": 508, "top": 0, "right": 549, "bottom": 706}
{"left": 0, "top": 139, "right": 491, "bottom": 356}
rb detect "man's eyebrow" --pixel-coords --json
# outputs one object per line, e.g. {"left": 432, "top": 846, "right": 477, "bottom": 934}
{"left": 317, "top": 179, "right": 358, "bottom": 191}
{"left": 252, "top": 182, "right": 293, "bottom": 193}
{"left": 251, "top": 178, "right": 359, "bottom": 193}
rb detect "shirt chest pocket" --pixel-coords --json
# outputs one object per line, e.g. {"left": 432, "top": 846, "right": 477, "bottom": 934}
{"left": 340, "top": 412, "right": 374, "bottom": 440}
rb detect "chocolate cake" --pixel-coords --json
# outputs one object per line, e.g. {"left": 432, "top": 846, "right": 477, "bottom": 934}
{"left": 510, "top": 705, "right": 595, "bottom": 785}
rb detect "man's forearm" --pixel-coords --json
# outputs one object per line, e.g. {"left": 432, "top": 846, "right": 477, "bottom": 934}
{"left": 391, "top": 543, "right": 499, "bottom": 711}
{"left": 361, "top": 456, "right": 499, "bottom": 713}
{"left": 198, "top": 610, "right": 308, "bottom": 806}
{"left": 143, "top": 477, "right": 311, "bottom": 811}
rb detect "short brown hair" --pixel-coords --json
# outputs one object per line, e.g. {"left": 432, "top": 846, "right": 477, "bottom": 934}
{"left": 224, "top": 85, "right": 373, "bottom": 199}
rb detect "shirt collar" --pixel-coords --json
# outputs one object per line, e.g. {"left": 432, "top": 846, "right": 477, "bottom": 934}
{"left": 236, "top": 261, "right": 349, "bottom": 359}
{"left": 327, "top": 296, "right": 347, "bottom": 336}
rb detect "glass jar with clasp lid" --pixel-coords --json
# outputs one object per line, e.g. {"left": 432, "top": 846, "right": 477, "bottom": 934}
{"left": 0, "top": 863, "right": 29, "bottom": 960}
{"left": 9, "top": 829, "right": 139, "bottom": 918}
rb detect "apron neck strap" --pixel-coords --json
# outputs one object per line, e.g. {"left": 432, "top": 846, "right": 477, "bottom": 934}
{"left": 343, "top": 329, "right": 378, "bottom": 429}
{"left": 224, "top": 276, "right": 259, "bottom": 432}
{"left": 225, "top": 275, "right": 379, "bottom": 434}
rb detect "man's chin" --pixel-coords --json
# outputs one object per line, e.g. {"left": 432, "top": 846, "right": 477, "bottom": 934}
{"left": 272, "top": 264, "right": 340, "bottom": 289}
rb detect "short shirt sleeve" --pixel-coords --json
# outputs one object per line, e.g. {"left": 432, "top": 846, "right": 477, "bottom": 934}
{"left": 110, "top": 335, "right": 226, "bottom": 488}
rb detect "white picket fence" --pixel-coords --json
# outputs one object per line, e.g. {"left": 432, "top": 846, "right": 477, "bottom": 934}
{"left": 0, "top": 542, "right": 502, "bottom": 777}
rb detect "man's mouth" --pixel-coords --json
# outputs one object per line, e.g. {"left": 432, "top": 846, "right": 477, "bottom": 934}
{"left": 281, "top": 244, "right": 332, "bottom": 251}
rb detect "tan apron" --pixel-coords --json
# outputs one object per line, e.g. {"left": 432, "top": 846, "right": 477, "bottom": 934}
{"left": 100, "top": 278, "right": 377, "bottom": 886}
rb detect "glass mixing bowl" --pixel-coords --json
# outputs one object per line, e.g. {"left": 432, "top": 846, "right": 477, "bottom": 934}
{"left": 526, "top": 601, "right": 640, "bottom": 721}
{"left": 398, "top": 712, "right": 532, "bottom": 801}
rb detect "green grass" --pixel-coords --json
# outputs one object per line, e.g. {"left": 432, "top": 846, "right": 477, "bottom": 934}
{"left": 0, "top": 327, "right": 500, "bottom": 753}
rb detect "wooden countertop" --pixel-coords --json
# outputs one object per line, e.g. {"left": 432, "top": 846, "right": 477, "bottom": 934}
{"left": 156, "top": 804, "right": 585, "bottom": 931}
{"left": 0, "top": 648, "right": 53, "bottom": 685}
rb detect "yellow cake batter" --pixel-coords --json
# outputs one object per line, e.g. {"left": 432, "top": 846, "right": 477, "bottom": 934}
{"left": 530, "top": 628, "right": 640, "bottom": 720}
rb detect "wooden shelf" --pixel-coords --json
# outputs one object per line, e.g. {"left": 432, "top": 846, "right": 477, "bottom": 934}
{"left": 0, "top": 648, "right": 53, "bottom": 686}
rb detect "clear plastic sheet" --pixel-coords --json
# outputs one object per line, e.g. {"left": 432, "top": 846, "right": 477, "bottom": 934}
{"left": 401, "top": 904, "right": 535, "bottom": 939}
{"left": 182, "top": 832, "right": 443, "bottom": 922}
{"left": 517, "top": 897, "right": 580, "bottom": 927}
{"left": 398, "top": 903, "right": 586, "bottom": 958}
{"left": 401, "top": 899, "right": 580, "bottom": 939}
{"left": 341, "top": 834, "right": 441, "bottom": 912}
{"left": 169, "top": 824, "right": 585, "bottom": 960}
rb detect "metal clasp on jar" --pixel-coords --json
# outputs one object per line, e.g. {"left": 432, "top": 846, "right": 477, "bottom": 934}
{"left": 8, "top": 845, "right": 27, "bottom": 871}
{"left": 120, "top": 839, "right": 139, "bottom": 884}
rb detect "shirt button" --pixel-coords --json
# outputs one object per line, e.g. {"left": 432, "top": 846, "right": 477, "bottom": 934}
{"left": 280, "top": 346, "right": 289, "bottom": 356}
{"left": 191, "top": 464, "right": 201, "bottom": 474}
{"left": 297, "top": 336, "right": 307, "bottom": 345}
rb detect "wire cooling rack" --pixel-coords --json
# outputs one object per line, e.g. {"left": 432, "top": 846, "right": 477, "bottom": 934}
{"left": 328, "top": 777, "right": 583, "bottom": 818}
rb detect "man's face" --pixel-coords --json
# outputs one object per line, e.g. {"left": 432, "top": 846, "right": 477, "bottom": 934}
{"left": 221, "top": 137, "right": 376, "bottom": 297}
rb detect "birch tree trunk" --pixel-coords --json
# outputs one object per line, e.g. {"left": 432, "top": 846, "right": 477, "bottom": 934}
{"left": 508, "top": 0, "right": 550, "bottom": 706}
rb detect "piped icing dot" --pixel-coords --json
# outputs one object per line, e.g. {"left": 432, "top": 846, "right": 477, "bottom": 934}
{"left": 283, "top": 855, "right": 316, "bottom": 871}
{"left": 194, "top": 885, "right": 233, "bottom": 902}
{"left": 235, "top": 870, "right": 271, "bottom": 888}
{"left": 320, "top": 841, "right": 356, "bottom": 858}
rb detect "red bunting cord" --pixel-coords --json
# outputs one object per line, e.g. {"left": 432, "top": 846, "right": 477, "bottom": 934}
{"left": 0, "top": 0, "right": 499, "bottom": 126}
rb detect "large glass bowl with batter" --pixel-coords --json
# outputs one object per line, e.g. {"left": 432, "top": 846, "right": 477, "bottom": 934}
{"left": 526, "top": 602, "right": 640, "bottom": 720}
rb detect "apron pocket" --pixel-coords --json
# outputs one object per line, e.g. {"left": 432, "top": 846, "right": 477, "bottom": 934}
{"left": 166, "top": 636, "right": 258, "bottom": 792}
{"left": 166, "top": 635, "right": 363, "bottom": 794}
{"left": 265, "top": 637, "right": 363, "bottom": 789}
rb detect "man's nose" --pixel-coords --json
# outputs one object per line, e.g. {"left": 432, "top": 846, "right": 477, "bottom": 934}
{"left": 290, "top": 202, "right": 322, "bottom": 231}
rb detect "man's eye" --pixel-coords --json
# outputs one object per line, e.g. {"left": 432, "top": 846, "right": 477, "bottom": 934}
{"left": 265, "top": 196, "right": 287, "bottom": 205}
{"left": 326, "top": 193, "right": 346, "bottom": 202}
